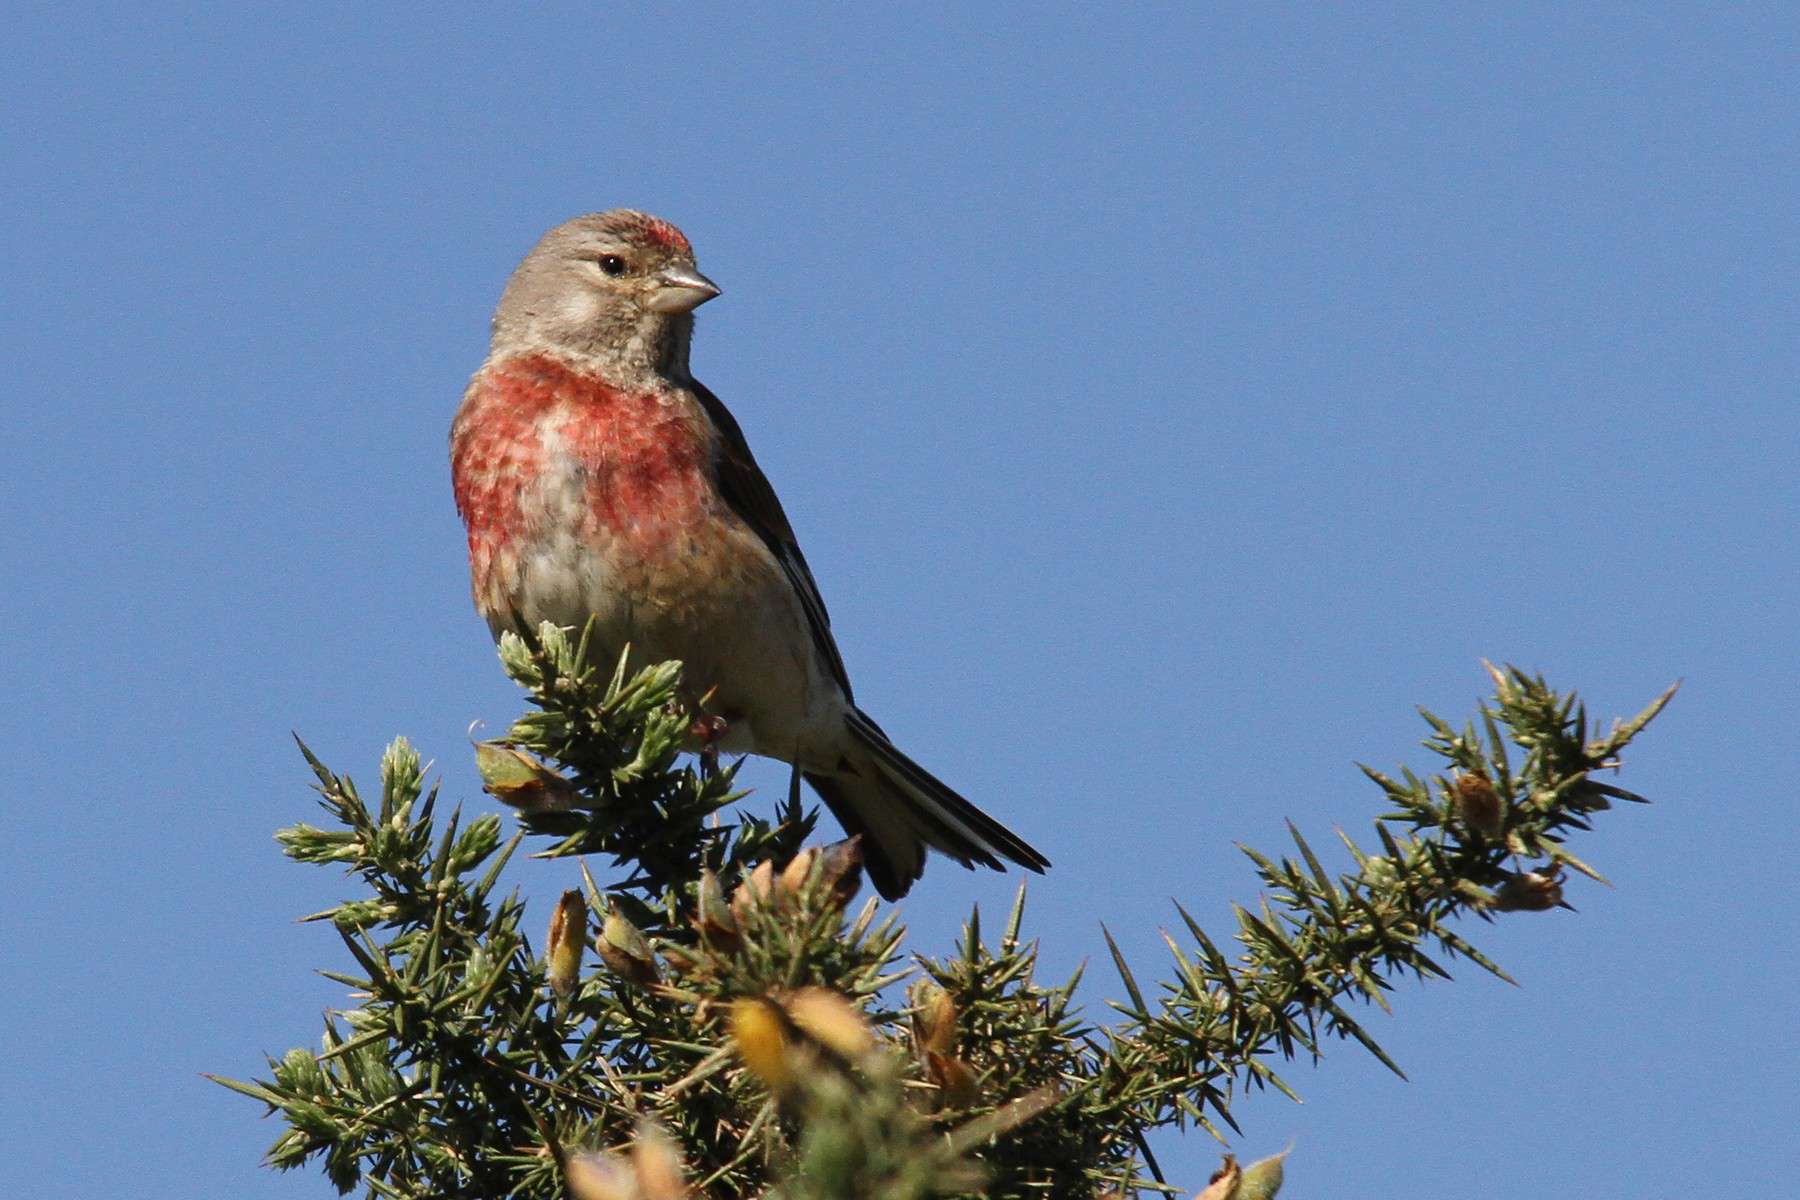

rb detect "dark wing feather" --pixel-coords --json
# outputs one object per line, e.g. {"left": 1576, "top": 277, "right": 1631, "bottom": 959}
{"left": 690, "top": 379, "right": 855, "bottom": 701}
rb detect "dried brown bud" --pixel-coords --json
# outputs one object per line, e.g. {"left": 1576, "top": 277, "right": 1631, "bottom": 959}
{"left": 474, "top": 742, "right": 579, "bottom": 811}
{"left": 923, "top": 1048, "right": 980, "bottom": 1107}
{"left": 1492, "top": 867, "right": 1566, "bottom": 912}
{"left": 692, "top": 868, "right": 738, "bottom": 946}
{"left": 661, "top": 945, "right": 701, "bottom": 978}
{"left": 731, "top": 859, "right": 777, "bottom": 924}
{"left": 597, "top": 907, "right": 660, "bottom": 986}
{"left": 910, "top": 980, "right": 958, "bottom": 1054}
{"left": 1195, "top": 1154, "right": 1241, "bottom": 1200}
{"left": 762, "top": 839, "right": 865, "bottom": 910}
{"left": 784, "top": 987, "right": 876, "bottom": 1062}
{"left": 688, "top": 713, "right": 729, "bottom": 745}
{"left": 814, "top": 836, "right": 864, "bottom": 906}
{"left": 545, "top": 889, "right": 587, "bottom": 996}
{"left": 1451, "top": 772, "right": 1506, "bottom": 841}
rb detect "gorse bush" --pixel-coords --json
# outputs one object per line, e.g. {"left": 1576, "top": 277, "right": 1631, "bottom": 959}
{"left": 217, "top": 625, "right": 1671, "bottom": 1198}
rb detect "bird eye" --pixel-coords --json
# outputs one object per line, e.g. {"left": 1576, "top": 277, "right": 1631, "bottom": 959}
{"left": 598, "top": 255, "right": 628, "bottom": 277}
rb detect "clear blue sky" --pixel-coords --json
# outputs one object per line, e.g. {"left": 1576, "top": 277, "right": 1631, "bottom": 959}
{"left": 4, "top": 6, "right": 1795, "bottom": 1197}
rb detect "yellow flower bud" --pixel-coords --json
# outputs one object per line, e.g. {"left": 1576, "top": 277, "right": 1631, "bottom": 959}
{"left": 565, "top": 1150, "right": 637, "bottom": 1200}
{"left": 730, "top": 997, "right": 792, "bottom": 1092}
{"left": 784, "top": 987, "right": 876, "bottom": 1062}
{"left": 778, "top": 847, "right": 819, "bottom": 896}
{"left": 630, "top": 1120, "right": 689, "bottom": 1200}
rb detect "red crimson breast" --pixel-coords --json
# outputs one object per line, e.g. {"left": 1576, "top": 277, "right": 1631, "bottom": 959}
{"left": 452, "top": 353, "right": 719, "bottom": 599}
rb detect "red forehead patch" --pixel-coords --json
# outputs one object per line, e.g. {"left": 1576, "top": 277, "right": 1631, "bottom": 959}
{"left": 596, "top": 210, "right": 694, "bottom": 254}
{"left": 639, "top": 216, "right": 691, "bottom": 254}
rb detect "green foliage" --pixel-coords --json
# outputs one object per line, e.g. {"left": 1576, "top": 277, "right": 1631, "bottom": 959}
{"left": 218, "top": 629, "right": 1671, "bottom": 1198}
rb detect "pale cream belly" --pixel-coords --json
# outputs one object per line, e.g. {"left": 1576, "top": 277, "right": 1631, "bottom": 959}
{"left": 505, "top": 521, "right": 839, "bottom": 761}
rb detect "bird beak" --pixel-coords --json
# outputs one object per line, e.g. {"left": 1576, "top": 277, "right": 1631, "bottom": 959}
{"left": 646, "top": 265, "right": 722, "bottom": 314}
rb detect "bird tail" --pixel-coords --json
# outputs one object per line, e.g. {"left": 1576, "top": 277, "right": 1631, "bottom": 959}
{"left": 805, "top": 709, "right": 1050, "bottom": 900}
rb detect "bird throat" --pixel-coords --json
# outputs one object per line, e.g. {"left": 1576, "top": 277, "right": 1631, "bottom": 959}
{"left": 612, "top": 311, "right": 695, "bottom": 382}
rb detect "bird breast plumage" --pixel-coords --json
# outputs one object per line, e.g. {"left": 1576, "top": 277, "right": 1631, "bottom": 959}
{"left": 452, "top": 352, "right": 834, "bottom": 756}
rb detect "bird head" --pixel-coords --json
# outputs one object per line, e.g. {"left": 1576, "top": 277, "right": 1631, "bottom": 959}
{"left": 490, "top": 210, "right": 720, "bottom": 375}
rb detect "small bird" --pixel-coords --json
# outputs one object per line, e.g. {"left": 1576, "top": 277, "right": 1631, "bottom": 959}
{"left": 451, "top": 210, "right": 1048, "bottom": 898}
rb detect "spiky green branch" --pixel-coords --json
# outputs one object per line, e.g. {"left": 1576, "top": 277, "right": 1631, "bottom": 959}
{"left": 218, "top": 628, "right": 1669, "bottom": 1198}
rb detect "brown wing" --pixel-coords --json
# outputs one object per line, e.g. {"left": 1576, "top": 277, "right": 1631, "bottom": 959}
{"left": 690, "top": 379, "right": 855, "bottom": 702}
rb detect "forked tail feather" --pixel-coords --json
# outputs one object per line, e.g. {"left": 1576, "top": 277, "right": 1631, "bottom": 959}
{"left": 805, "top": 709, "right": 1049, "bottom": 900}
